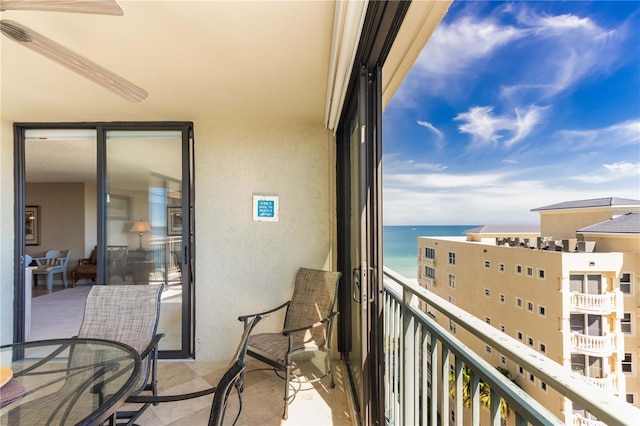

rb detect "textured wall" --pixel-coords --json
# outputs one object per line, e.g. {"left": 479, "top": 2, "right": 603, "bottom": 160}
{"left": 193, "top": 122, "right": 336, "bottom": 360}
{"left": 25, "top": 183, "right": 86, "bottom": 273}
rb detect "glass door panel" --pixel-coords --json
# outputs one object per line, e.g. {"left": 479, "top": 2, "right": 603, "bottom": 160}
{"left": 105, "top": 130, "right": 184, "bottom": 352}
{"left": 343, "top": 66, "right": 383, "bottom": 425}
{"left": 348, "top": 97, "right": 364, "bottom": 414}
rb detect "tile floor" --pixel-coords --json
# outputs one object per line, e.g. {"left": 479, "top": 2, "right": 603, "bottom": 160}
{"left": 129, "top": 358, "right": 355, "bottom": 426}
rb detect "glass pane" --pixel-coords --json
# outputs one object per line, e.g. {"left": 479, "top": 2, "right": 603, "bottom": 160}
{"left": 587, "top": 275, "right": 602, "bottom": 294}
{"left": 570, "top": 274, "right": 584, "bottom": 293}
{"left": 106, "top": 130, "right": 183, "bottom": 351}
{"left": 348, "top": 102, "right": 363, "bottom": 411}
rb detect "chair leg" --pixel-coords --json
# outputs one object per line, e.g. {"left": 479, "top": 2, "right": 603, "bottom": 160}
{"left": 327, "top": 351, "right": 335, "bottom": 388}
{"left": 62, "top": 272, "right": 68, "bottom": 288}
{"left": 47, "top": 273, "right": 53, "bottom": 292}
{"left": 283, "top": 360, "right": 290, "bottom": 420}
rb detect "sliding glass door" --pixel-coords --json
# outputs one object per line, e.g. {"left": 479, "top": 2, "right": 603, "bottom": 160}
{"left": 338, "top": 66, "right": 385, "bottom": 426}
{"left": 15, "top": 122, "right": 193, "bottom": 358}
{"left": 336, "top": 3, "right": 410, "bottom": 423}
{"left": 104, "top": 128, "right": 189, "bottom": 354}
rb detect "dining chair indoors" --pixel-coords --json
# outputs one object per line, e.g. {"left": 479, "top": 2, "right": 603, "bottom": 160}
{"left": 238, "top": 267, "right": 342, "bottom": 420}
{"left": 33, "top": 249, "right": 70, "bottom": 292}
{"left": 77, "top": 284, "right": 164, "bottom": 426}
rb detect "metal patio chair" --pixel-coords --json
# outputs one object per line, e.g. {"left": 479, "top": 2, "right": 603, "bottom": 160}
{"left": 238, "top": 267, "right": 342, "bottom": 420}
{"left": 127, "top": 315, "right": 262, "bottom": 426}
{"left": 77, "top": 284, "right": 164, "bottom": 425}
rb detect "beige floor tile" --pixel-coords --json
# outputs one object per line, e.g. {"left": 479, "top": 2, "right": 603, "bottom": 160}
{"left": 155, "top": 362, "right": 202, "bottom": 392}
{"left": 128, "top": 359, "right": 352, "bottom": 426}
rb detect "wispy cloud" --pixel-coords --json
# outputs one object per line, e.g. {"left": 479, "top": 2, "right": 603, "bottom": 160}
{"left": 415, "top": 14, "right": 525, "bottom": 76}
{"left": 383, "top": 156, "right": 448, "bottom": 174}
{"left": 383, "top": 166, "right": 638, "bottom": 225}
{"left": 382, "top": 3, "right": 639, "bottom": 226}
{"left": 394, "top": 3, "right": 629, "bottom": 107}
{"left": 500, "top": 8, "right": 622, "bottom": 101}
{"left": 385, "top": 171, "right": 510, "bottom": 189}
{"left": 572, "top": 161, "right": 640, "bottom": 183}
{"left": 454, "top": 105, "right": 547, "bottom": 147}
{"left": 393, "top": 7, "right": 527, "bottom": 103}
{"left": 417, "top": 120, "right": 444, "bottom": 147}
{"left": 556, "top": 120, "right": 640, "bottom": 150}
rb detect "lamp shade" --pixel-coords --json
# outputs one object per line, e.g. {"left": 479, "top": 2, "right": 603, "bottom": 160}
{"left": 129, "top": 220, "right": 151, "bottom": 233}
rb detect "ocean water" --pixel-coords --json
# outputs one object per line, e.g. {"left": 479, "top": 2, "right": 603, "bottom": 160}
{"left": 383, "top": 225, "right": 478, "bottom": 278}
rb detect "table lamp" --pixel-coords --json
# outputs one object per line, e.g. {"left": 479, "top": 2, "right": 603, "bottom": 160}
{"left": 129, "top": 220, "right": 151, "bottom": 250}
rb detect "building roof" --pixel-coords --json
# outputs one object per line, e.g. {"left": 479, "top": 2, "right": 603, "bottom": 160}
{"left": 531, "top": 197, "right": 640, "bottom": 212}
{"left": 578, "top": 213, "right": 640, "bottom": 234}
{"left": 465, "top": 225, "right": 540, "bottom": 234}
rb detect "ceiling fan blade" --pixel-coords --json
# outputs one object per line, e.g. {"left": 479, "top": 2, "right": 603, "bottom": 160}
{"left": 1, "top": 20, "right": 147, "bottom": 102}
{"left": 0, "top": 0, "right": 123, "bottom": 15}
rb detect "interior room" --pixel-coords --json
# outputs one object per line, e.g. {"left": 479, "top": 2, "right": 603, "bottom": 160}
{"left": 23, "top": 128, "right": 184, "bottom": 351}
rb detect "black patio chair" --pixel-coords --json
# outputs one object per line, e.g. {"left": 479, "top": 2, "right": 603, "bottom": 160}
{"left": 238, "top": 267, "right": 341, "bottom": 420}
{"left": 126, "top": 315, "right": 262, "bottom": 426}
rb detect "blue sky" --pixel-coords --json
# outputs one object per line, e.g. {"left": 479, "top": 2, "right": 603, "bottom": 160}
{"left": 382, "top": 1, "right": 640, "bottom": 225}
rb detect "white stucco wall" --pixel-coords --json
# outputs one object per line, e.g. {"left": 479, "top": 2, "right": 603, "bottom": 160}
{"left": 1, "top": 118, "right": 14, "bottom": 345}
{"left": 0, "top": 120, "right": 337, "bottom": 359}
{"left": 193, "top": 122, "right": 336, "bottom": 360}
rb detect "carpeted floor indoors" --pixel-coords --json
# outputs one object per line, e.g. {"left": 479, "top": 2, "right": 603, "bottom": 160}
{"left": 28, "top": 284, "right": 181, "bottom": 350}
{"left": 29, "top": 285, "right": 91, "bottom": 341}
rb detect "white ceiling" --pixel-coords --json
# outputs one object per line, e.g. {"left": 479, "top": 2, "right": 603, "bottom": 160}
{"left": 1, "top": 0, "right": 337, "bottom": 184}
{"left": 2, "top": 0, "right": 452, "bottom": 185}
{"left": 1, "top": 0, "right": 335, "bottom": 124}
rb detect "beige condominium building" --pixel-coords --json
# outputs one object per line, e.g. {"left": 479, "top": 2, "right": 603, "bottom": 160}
{"left": 417, "top": 197, "right": 640, "bottom": 425}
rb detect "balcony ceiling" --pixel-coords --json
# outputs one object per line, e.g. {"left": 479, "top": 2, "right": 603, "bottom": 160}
{"left": 2, "top": 0, "right": 451, "bottom": 185}
{"left": 0, "top": 0, "right": 334, "bottom": 124}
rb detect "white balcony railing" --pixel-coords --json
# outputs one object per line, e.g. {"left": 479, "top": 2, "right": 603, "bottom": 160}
{"left": 571, "top": 332, "right": 616, "bottom": 356}
{"left": 582, "top": 374, "right": 620, "bottom": 393}
{"left": 148, "top": 235, "right": 182, "bottom": 284}
{"left": 569, "top": 292, "right": 616, "bottom": 313}
{"left": 383, "top": 267, "right": 640, "bottom": 426}
{"left": 572, "top": 412, "right": 607, "bottom": 426}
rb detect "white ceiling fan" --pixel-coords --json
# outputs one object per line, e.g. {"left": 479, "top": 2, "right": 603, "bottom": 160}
{"left": 0, "top": 0, "right": 148, "bottom": 102}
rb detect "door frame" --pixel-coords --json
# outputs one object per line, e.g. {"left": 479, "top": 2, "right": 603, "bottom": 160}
{"left": 335, "top": 2, "right": 410, "bottom": 424}
{"left": 13, "top": 121, "right": 194, "bottom": 359}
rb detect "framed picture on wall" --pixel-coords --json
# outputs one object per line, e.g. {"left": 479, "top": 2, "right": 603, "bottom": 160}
{"left": 167, "top": 207, "right": 182, "bottom": 236}
{"left": 25, "top": 206, "right": 40, "bottom": 246}
{"left": 108, "top": 194, "right": 131, "bottom": 220}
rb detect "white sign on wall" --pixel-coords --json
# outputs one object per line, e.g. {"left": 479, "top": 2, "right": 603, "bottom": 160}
{"left": 252, "top": 195, "right": 279, "bottom": 222}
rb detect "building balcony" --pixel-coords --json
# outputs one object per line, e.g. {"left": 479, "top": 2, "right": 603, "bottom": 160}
{"left": 571, "top": 332, "right": 617, "bottom": 356}
{"left": 569, "top": 291, "right": 616, "bottom": 314}
{"left": 422, "top": 257, "right": 436, "bottom": 267}
{"left": 583, "top": 374, "right": 620, "bottom": 393}
{"left": 422, "top": 276, "right": 436, "bottom": 288}
{"left": 572, "top": 411, "right": 607, "bottom": 426}
{"left": 383, "top": 267, "right": 638, "bottom": 425}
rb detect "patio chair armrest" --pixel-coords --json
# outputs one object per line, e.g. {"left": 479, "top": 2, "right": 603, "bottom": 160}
{"left": 282, "top": 311, "right": 338, "bottom": 335}
{"left": 32, "top": 257, "right": 46, "bottom": 266}
{"left": 238, "top": 301, "right": 290, "bottom": 321}
{"left": 126, "top": 386, "right": 217, "bottom": 403}
{"left": 140, "top": 333, "right": 165, "bottom": 360}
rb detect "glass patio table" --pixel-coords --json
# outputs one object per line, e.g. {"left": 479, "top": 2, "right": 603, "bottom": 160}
{"left": 0, "top": 338, "right": 141, "bottom": 425}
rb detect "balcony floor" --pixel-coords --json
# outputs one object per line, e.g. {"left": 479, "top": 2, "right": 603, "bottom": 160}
{"left": 131, "top": 358, "right": 354, "bottom": 425}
